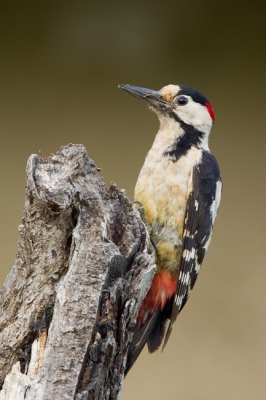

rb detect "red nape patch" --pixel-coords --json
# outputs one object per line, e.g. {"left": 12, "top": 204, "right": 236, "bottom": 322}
{"left": 137, "top": 270, "right": 176, "bottom": 327}
{"left": 205, "top": 102, "right": 215, "bottom": 122}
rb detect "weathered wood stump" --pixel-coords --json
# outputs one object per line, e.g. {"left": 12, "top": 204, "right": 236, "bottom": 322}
{"left": 0, "top": 144, "right": 155, "bottom": 400}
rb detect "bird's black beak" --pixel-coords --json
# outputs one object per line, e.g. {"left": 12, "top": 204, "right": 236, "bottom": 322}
{"left": 118, "top": 84, "right": 167, "bottom": 110}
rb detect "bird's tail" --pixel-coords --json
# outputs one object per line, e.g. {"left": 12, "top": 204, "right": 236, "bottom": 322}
{"left": 125, "top": 300, "right": 173, "bottom": 375}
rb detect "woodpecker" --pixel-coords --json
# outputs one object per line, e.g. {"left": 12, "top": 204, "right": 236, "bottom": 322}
{"left": 118, "top": 83, "right": 222, "bottom": 374}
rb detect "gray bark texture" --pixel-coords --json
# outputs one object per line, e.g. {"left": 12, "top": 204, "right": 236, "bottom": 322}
{"left": 0, "top": 144, "right": 155, "bottom": 400}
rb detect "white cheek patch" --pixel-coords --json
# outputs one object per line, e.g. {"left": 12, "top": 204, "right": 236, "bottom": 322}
{"left": 177, "top": 101, "right": 213, "bottom": 135}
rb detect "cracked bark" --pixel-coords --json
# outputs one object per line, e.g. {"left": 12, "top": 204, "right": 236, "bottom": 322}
{"left": 0, "top": 144, "right": 155, "bottom": 400}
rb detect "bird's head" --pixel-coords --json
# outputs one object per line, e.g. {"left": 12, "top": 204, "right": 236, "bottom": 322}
{"left": 118, "top": 84, "right": 215, "bottom": 148}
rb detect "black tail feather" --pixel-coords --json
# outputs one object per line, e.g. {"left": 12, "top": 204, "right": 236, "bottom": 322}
{"left": 147, "top": 299, "right": 173, "bottom": 353}
{"left": 125, "top": 299, "right": 173, "bottom": 375}
{"left": 125, "top": 309, "right": 161, "bottom": 375}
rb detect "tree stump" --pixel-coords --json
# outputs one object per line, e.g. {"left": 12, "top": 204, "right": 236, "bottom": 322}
{"left": 0, "top": 144, "right": 155, "bottom": 400}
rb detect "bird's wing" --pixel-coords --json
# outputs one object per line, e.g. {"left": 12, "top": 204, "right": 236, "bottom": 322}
{"left": 163, "top": 150, "right": 222, "bottom": 348}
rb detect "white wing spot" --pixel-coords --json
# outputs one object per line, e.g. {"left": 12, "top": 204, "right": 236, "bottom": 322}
{"left": 183, "top": 228, "right": 190, "bottom": 237}
{"left": 203, "top": 232, "right": 212, "bottom": 251}
{"left": 175, "top": 295, "right": 183, "bottom": 307}
{"left": 184, "top": 272, "right": 190, "bottom": 284}
{"left": 183, "top": 228, "right": 195, "bottom": 239}
{"left": 182, "top": 248, "right": 196, "bottom": 261}
{"left": 195, "top": 263, "right": 201, "bottom": 274}
{"left": 179, "top": 271, "right": 190, "bottom": 284}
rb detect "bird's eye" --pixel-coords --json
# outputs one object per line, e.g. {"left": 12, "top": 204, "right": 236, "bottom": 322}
{"left": 177, "top": 96, "right": 188, "bottom": 105}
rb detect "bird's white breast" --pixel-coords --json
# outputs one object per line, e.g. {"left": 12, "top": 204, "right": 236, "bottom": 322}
{"left": 134, "top": 127, "right": 202, "bottom": 273}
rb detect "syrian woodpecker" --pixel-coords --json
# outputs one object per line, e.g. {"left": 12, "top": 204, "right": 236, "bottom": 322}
{"left": 118, "top": 83, "right": 222, "bottom": 374}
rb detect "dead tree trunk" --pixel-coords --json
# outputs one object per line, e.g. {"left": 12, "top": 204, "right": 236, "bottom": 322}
{"left": 0, "top": 144, "right": 155, "bottom": 400}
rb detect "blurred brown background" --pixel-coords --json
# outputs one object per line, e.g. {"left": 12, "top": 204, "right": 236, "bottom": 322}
{"left": 1, "top": 1, "right": 266, "bottom": 399}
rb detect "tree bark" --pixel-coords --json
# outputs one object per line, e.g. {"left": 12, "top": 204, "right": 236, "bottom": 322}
{"left": 0, "top": 144, "right": 155, "bottom": 400}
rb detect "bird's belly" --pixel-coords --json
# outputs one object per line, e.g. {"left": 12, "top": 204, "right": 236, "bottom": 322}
{"left": 135, "top": 156, "right": 193, "bottom": 276}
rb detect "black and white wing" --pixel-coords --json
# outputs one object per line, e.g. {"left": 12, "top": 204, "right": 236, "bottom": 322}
{"left": 163, "top": 150, "right": 222, "bottom": 348}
